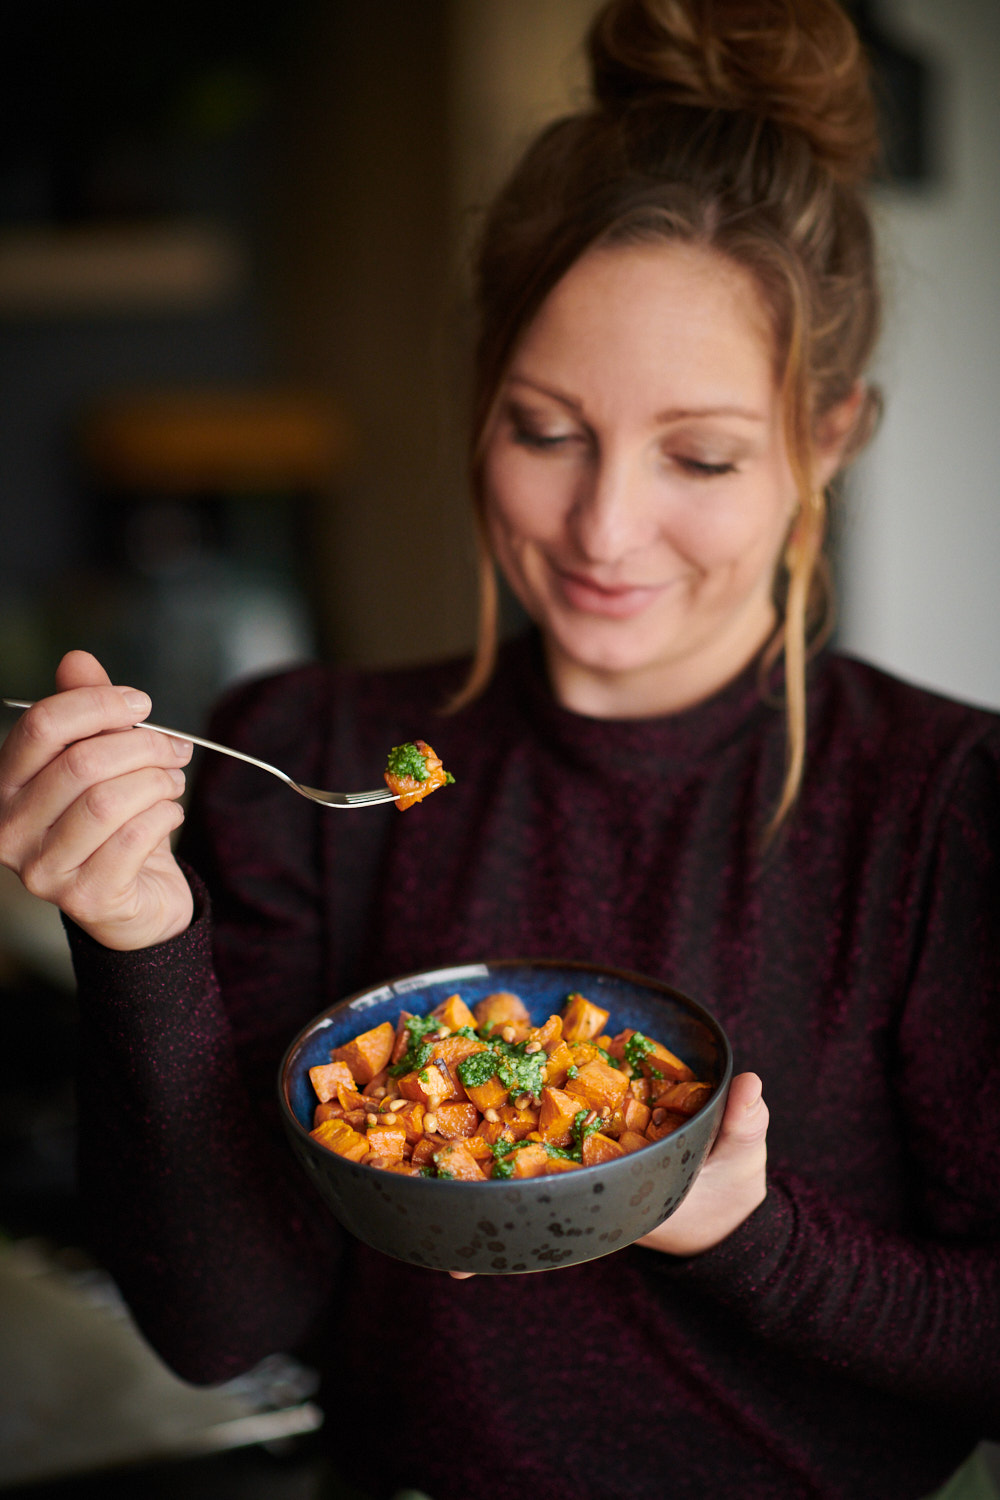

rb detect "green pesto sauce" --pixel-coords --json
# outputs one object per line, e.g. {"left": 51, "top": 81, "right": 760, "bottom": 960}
{"left": 622, "top": 1031, "right": 655, "bottom": 1076}
{"left": 385, "top": 742, "right": 429, "bottom": 782}
{"left": 389, "top": 1014, "right": 440, "bottom": 1076}
{"left": 457, "top": 1036, "right": 547, "bottom": 1099}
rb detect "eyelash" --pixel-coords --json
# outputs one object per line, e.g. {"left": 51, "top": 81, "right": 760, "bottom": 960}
{"left": 674, "top": 457, "right": 737, "bottom": 478}
{"left": 509, "top": 420, "right": 737, "bottom": 477}
{"left": 511, "top": 424, "right": 574, "bottom": 451}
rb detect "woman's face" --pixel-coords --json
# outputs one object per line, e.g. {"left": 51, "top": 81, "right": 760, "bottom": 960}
{"left": 481, "top": 241, "right": 806, "bottom": 718}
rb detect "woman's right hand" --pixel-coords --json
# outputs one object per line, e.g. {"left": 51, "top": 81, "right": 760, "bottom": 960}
{"left": 0, "top": 649, "right": 194, "bottom": 951}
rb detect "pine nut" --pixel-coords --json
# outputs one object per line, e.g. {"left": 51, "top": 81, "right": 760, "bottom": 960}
{"left": 423, "top": 1113, "right": 438, "bottom": 1134}
{"left": 366, "top": 1112, "right": 378, "bottom": 1128}
{"left": 483, "top": 1107, "right": 500, "bottom": 1123}
{"left": 515, "top": 1093, "right": 531, "bottom": 1111}
{"left": 652, "top": 1108, "right": 666, "bottom": 1125}
{"left": 502, "top": 1026, "right": 517, "bottom": 1043}
{"left": 525, "top": 1041, "right": 542, "bottom": 1054}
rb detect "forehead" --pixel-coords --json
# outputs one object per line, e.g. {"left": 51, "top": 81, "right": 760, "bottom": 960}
{"left": 513, "top": 241, "right": 778, "bottom": 412}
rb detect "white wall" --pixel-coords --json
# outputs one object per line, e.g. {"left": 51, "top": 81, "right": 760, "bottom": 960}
{"left": 838, "top": 0, "right": 1000, "bottom": 710}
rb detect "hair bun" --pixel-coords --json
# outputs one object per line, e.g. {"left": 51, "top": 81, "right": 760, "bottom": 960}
{"left": 587, "top": 0, "right": 880, "bottom": 184}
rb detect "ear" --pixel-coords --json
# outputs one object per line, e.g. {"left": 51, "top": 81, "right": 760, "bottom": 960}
{"left": 814, "top": 381, "right": 867, "bottom": 487}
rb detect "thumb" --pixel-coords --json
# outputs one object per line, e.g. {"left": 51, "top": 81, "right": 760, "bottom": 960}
{"left": 714, "top": 1071, "right": 768, "bottom": 1153}
{"left": 54, "top": 649, "right": 114, "bottom": 693}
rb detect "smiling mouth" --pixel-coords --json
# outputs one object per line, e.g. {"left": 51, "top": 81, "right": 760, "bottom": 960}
{"left": 552, "top": 564, "right": 671, "bottom": 619}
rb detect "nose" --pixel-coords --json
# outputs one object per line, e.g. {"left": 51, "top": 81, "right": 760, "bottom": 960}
{"left": 568, "top": 449, "right": 658, "bottom": 564}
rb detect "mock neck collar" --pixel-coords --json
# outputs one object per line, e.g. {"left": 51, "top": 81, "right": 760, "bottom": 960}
{"left": 498, "top": 630, "right": 788, "bottom": 781}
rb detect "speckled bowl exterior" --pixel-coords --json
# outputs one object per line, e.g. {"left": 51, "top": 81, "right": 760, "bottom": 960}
{"left": 278, "top": 959, "right": 732, "bottom": 1275}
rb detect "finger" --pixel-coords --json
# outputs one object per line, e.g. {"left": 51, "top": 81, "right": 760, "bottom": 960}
{"left": 712, "top": 1072, "right": 769, "bottom": 1154}
{"left": 65, "top": 804, "right": 188, "bottom": 932}
{"left": 20, "top": 763, "right": 187, "bottom": 899}
{"left": 448, "top": 1271, "right": 476, "bottom": 1281}
{"left": 2, "top": 727, "right": 191, "bottom": 869}
{"left": 54, "top": 649, "right": 114, "bottom": 693}
{"left": 1, "top": 685, "right": 155, "bottom": 795}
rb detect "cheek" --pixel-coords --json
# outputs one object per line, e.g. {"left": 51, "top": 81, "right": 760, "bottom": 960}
{"left": 483, "top": 450, "right": 566, "bottom": 547}
{"left": 676, "top": 480, "right": 794, "bottom": 574}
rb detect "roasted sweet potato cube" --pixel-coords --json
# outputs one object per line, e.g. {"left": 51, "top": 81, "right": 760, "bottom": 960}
{"left": 543, "top": 1040, "right": 575, "bottom": 1088}
{"left": 432, "top": 1102, "right": 480, "bottom": 1138}
{"left": 396, "top": 1056, "right": 462, "bottom": 1108}
{"left": 462, "top": 1134, "right": 495, "bottom": 1164}
{"left": 505, "top": 1141, "right": 552, "bottom": 1179}
{"left": 561, "top": 992, "right": 610, "bottom": 1043}
{"left": 428, "top": 1034, "right": 485, "bottom": 1069}
{"left": 618, "top": 1129, "right": 649, "bottom": 1155}
{"left": 336, "top": 1084, "right": 367, "bottom": 1112}
{"left": 537, "top": 1085, "right": 584, "bottom": 1147}
{"left": 361, "top": 1068, "right": 391, "bottom": 1099}
{"left": 475, "top": 1116, "right": 509, "bottom": 1147}
{"left": 432, "top": 1140, "right": 488, "bottom": 1180}
{"left": 431, "top": 993, "right": 477, "bottom": 1031}
{"left": 473, "top": 991, "right": 530, "bottom": 1038}
{"left": 312, "top": 1101, "right": 341, "bottom": 1126}
{"left": 543, "top": 1155, "right": 583, "bottom": 1175}
{"left": 390, "top": 1012, "right": 420, "bottom": 1066}
{"left": 528, "top": 1014, "right": 563, "bottom": 1051}
{"left": 366, "top": 1125, "right": 407, "bottom": 1161}
{"left": 388, "top": 1100, "right": 426, "bottom": 1144}
{"left": 331, "top": 1021, "right": 395, "bottom": 1086}
{"left": 310, "top": 1117, "right": 370, "bottom": 1162}
{"left": 410, "top": 1138, "right": 440, "bottom": 1169}
{"left": 623, "top": 1095, "right": 652, "bottom": 1134}
{"left": 498, "top": 1102, "right": 539, "bottom": 1138}
{"left": 608, "top": 1029, "right": 694, "bottom": 1083}
{"left": 646, "top": 1109, "right": 688, "bottom": 1141}
{"left": 567, "top": 1040, "right": 605, "bottom": 1069}
{"left": 464, "top": 1074, "right": 510, "bottom": 1112}
{"left": 627, "top": 1075, "right": 652, "bottom": 1104}
{"left": 652, "top": 1080, "right": 713, "bottom": 1115}
{"left": 565, "top": 1058, "right": 630, "bottom": 1115}
{"left": 581, "top": 1131, "right": 626, "bottom": 1166}
{"left": 309, "top": 1060, "right": 357, "bottom": 1103}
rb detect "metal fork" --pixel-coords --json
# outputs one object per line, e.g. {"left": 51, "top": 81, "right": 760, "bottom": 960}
{"left": 2, "top": 699, "right": 399, "bottom": 809}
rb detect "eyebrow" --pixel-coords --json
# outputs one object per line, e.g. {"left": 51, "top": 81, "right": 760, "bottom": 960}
{"left": 506, "top": 373, "right": 766, "bottom": 425}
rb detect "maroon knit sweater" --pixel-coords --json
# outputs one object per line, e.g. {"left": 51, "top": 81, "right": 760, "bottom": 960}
{"left": 68, "top": 635, "right": 1000, "bottom": 1500}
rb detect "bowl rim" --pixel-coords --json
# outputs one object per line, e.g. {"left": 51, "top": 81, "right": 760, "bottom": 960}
{"left": 277, "top": 957, "right": 733, "bottom": 1194}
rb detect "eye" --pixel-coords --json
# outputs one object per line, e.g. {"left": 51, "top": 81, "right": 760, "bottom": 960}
{"left": 509, "top": 413, "right": 586, "bottom": 453}
{"left": 511, "top": 425, "right": 572, "bottom": 452}
{"left": 672, "top": 455, "right": 737, "bottom": 478}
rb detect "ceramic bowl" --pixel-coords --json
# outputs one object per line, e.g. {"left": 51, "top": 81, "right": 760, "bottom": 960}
{"left": 278, "top": 959, "right": 732, "bottom": 1275}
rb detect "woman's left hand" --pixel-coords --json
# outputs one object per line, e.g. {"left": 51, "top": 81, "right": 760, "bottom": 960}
{"left": 450, "top": 1072, "right": 768, "bottom": 1279}
{"left": 635, "top": 1070, "right": 768, "bottom": 1257}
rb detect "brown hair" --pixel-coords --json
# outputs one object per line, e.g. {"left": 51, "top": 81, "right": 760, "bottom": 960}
{"left": 454, "top": 0, "right": 883, "bottom": 832}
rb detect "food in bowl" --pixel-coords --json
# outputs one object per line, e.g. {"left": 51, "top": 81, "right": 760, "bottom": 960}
{"left": 306, "top": 987, "right": 713, "bottom": 1181}
{"left": 383, "top": 740, "right": 454, "bottom": 809}
{"left": 279, "top": 960, "right": 732, "bottom": 1273}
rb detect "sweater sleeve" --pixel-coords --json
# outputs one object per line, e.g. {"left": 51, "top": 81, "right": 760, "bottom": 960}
{"left": 70, "top": 668, "right": 348, "bottom": 1385}
{"left": 645, "top": 734, "right": 1000, "bottom": 1433}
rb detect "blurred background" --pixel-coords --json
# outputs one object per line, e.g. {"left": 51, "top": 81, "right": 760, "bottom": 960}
{"left": 0, "top": 0, "right": 997, "bottom": 1494}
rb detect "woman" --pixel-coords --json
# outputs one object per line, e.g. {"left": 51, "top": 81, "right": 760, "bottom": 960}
{"left": 1, "top": 1, "right": 997, "bottom": 1496}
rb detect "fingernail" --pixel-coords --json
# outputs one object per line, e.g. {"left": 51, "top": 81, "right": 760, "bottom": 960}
{"left": 167, "top": 768, "right": 186, "bottom": 791}
{"left": 170, "top": 737, "right": 193, "bottom": 758}
{"left": 120, "top": 688, "right": 151, "bottom": 714}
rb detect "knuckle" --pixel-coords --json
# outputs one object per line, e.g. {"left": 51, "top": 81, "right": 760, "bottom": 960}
{"left": 64, "top": 739, "right": 103, "bottom": 785}
{"left": 82, "top": 781, "right": 117, "bottom": 825}
{"left": 18, "top": 699, "right": 60, "bottom": 746}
